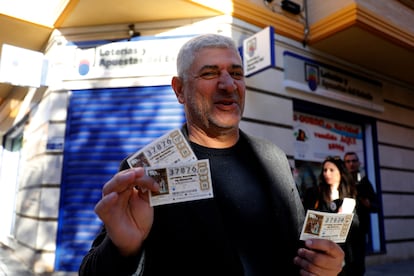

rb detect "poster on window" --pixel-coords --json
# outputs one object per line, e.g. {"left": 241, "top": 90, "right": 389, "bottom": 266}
{"left": 293, "top": 112, "right": 364, "bottom": 163}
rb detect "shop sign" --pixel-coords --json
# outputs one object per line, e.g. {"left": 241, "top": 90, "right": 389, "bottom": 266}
{"left": 293, "top": 111, "right": 364, "bottom": 162}
{"left": 46, "top": 136, "right": 64, "bottom": 151}
{"left": 283, "top": 51, "right": 384, "bottom": 112}
{"left": 58, "top": 36, "right": 193, "bottom": 80}
{"left": 242, "top": 26, "right": 275, "bottom": 77}
{"left": 0, "top": 44, "right": 46, "bottom": 87}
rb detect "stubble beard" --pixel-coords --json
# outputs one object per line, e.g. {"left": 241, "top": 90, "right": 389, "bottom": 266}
{"left": 188, "top": 103, "right": 240, "bottom": 134}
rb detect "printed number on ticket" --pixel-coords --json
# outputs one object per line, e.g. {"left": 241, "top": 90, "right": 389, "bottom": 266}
{"left": 127, "top": 129, "right": 197, "bottom": 168}
{"left": 145, "top": 159, "right": 213, "bottom": 207}
{"left": 300, "top": 210, "right": 354, "bottom": 243}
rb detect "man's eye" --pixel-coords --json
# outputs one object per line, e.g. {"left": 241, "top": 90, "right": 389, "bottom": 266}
{"left": 199, "top": 71, "right": 220, "bottom": 79}
{"left": 197, "top": 70, "right": 244, "bottom": 80}
{"left": 230, "top": 71, "right": 244, "bottom": 80}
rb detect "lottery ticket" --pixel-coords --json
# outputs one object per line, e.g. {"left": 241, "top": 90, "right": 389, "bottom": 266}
{"left": 145, "top": 159, "right": 213, "bottom": 206}
{"left": 127, "top": 129, "right": 196, "bottom": 168}
{"left": 300, "top": 210, "right": 354, "bottom": 243}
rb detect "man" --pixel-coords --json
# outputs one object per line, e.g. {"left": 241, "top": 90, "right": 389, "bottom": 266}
{"left": 79, "top": 33, "right": 344, "bottom": 275}
{"left": 344, "top": 151, "right": 379, "bottom": 275}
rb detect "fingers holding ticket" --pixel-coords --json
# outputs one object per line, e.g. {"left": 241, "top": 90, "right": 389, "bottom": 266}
{"left": 295, "top": 239, "right": 345, "bottom": 276}
{"left": 101, "top": 168, "right": 154, "bottom": 196}
{"left": 94, "top": 168, "right": 159, "bottom": 256}
{"left": 96, "top": 167, "right": 159, "bottom": 221}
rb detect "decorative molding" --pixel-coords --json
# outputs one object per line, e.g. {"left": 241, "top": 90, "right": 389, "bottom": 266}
{"left": 308, "top": 3, "right": 414, "bottom": 49}
{"left": 355, "top": 4, "right": 414, "bottom": 49}
{"left": 309, "top": 3, "right": 358, "bottom": 42}
{"left": 397, "top": 0, "right": 414, "bottom": 9}
{"left": 232, "top": 0, "right": 304, "bottom": 41}
{"left": 190, "top": 0, "right": 304, "bottom": 41}
{"left": 195, "top": 1, "right": 414, "bottom": 51}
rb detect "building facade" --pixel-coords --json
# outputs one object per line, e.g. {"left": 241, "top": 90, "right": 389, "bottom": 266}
{"left": 0, "top": 0, "right": 413, "bottom": 273}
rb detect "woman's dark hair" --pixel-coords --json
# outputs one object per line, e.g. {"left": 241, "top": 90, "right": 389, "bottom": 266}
{"left": 318, "top": 156, "right": 357, "bottom": 203}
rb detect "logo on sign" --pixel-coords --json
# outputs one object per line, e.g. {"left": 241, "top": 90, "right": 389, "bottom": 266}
{"left": 305, "top": 63, "right": 319, "bottom": 91}
{"left": 246, "top": 37, "right": 257, "bottom": 58}
{"left": 78, "top": 59, "right": 90, "bottom": 76}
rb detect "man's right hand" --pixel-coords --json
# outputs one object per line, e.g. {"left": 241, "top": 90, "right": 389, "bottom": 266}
{"left": 94, "top": 167, "right": 159, "bottom": 256}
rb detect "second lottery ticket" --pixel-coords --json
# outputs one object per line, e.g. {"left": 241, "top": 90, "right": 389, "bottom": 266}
{"left": 127, "top": 129, "right": 197, "bottom": 168}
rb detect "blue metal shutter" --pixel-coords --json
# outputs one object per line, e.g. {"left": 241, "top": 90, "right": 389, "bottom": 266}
{"left": 55, "top": 86, "right": 185, "bottom": 271}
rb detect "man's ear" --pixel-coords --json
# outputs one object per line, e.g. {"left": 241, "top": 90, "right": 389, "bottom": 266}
{"left": 172, "top": 76, "right": 185, "bottom": 104}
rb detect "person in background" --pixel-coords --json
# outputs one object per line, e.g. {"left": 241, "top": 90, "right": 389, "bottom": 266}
{"left": 303, "top": 156, "right": 361, "bottom": 275}
{"left": 344, "top": 151, "right": 379, "bottom": 275}
{"left": 295, "top": 163, "right": 318, "bottom": 201}
{"left": 79, "top": 33, "right": 344, "bottom": 276}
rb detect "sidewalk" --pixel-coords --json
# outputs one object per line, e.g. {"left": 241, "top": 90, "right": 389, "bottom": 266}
{"left": 0, "top": 244, "right": 33, "bottom": 276}
{"left": 366, "top": 259, "right": 414, "bottom": 276}
{"left": 2, "top": 243, "right": 414, "bottom": 275}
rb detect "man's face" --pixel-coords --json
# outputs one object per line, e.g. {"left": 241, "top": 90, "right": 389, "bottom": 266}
{"left": 178, "top": 47, "right": 246, "bottom": 133}
{"left": 344, "top": 154, "right": 360, "bottom": 173}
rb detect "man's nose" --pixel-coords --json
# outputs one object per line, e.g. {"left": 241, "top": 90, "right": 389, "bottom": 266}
{"left": 218, "top": 71, "right": 236, "bottom": 91}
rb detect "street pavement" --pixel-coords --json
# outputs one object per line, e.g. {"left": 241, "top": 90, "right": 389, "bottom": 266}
{"left": 365, "top": 259, "right": 414, "bottom": 276}
{"left": 2, "top": 243, "right": 414, "bottom": 275}
{"left": 0, "top": 244, "right": 33, "bottom": 276}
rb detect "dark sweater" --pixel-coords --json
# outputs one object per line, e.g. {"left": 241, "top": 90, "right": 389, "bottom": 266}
{"left": 79, "top": 129, "right": 304, "bottom": 275}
